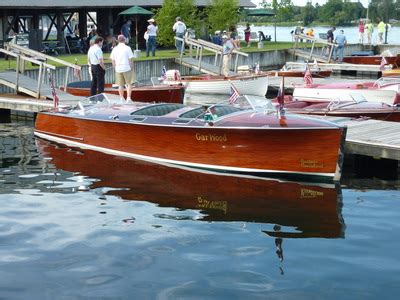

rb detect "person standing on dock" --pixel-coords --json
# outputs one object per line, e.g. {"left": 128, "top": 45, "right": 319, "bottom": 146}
{"left": 365, "top": 21, "right": 374, "bottom": 45}
{"left": 87, "top": 36, "right": 105, "bottom": 96}
{"left": 333, "top": 30, "right": 347, "bottom": 62}
{"left": 110, "top": 35, "right": 135, "bottom": 102}
{"left": 121, "top": 20, "right": 132, "bottom": 44}
{"left": 146, "top": 18, "right": 158, "bottom": 57}
{"left": 173, "top": 17, "right": 186, "bottom": 54}
{"left": 222, "top": 34, "right": 234, "bottom": 77}
{"left": 358, "top": 20, "right": 365, "bottom": 44}
{"left": 377, "top": 18, "right": 386, "bottom": 44}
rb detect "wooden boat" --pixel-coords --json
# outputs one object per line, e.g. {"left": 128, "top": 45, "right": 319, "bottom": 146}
{"left": 271, "top": 95, "right": 400, "bottom": 122}
{"left": 342, "top": 55, "right": 399, "bottom": 66}
{"left": 162, "top": 70, "right": 268, "bottom": 96}
{"left": 266, "top": 67, "right": 332, "bottom": 78}
{"left": 61, "top": 81, "right": 185, "bottom": 104}
{"left": 382, "top": 68, "right": 400, "bottom": 77}
{"left": 292, "top": 78, "right": 400, "bottom": 105}
{"left": 34, "top": 94, "right": 347, "bottom": 181}
{"left": 36, "top": 139, "right": 345, "bottom": 239}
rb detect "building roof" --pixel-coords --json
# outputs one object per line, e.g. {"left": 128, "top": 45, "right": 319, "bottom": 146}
{"left": 0, "top": 0, "right": 256, "bottom": 9}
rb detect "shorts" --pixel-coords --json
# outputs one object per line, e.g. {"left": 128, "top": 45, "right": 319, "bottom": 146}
{"left": 115, "top": 70, "right": 133, "bottom": 86}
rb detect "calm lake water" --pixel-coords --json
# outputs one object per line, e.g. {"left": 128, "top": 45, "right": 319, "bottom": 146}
{"left": 1, "top": 118, "right": 400, "bottom": 299}
{"left": 240, "top": 25, "right": 400, "bottom": 45}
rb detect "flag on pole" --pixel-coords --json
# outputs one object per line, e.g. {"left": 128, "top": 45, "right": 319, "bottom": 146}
{"left": 161, "top": 66, "right": 167, "bottom": 80}
{"left": 229, "top": 82, "right": 240, "bottom": 104}
{"left": 380, "top": 56, "right": 388, "bottom": 71}
{"left": 276, "top": 77, "right": 285, "bottom": 108}
{"left": 48, "top": 69, "right": 59, "bottom": 109}
{"left": 303, "top": 65, "right": 313, "bottom": 86}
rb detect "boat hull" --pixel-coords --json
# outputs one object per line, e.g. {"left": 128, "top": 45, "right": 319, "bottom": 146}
{"left": 165, "top": 75, "right": 268, "bottom": 96}
{"left": 34, "top": 112, "right": 345, "bottom": 181}
{"left": 62, "top": 82, "right": 185, "bottom": 104}
{"left": 268, "top": 70, "right": 332, "bottom": 78}
{"left": 342, "top": 56, "right": 398, "bottom": 65}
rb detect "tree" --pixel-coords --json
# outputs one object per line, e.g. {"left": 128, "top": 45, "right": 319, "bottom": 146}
{"left": 206, "top": 0, "right": 240, "bottom": 33}
{"left": 302, "top": 3, "right": 314, "bottom": 26}
{"left": 154, "top": 0, "right": 198, "bottom": 46}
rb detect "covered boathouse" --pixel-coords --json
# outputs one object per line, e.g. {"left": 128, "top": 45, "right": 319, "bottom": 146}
{"left": 0, "top": 0, "right": 255, "bottom": 53}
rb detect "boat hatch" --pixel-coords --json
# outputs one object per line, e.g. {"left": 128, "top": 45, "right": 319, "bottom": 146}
{"left": 130, "top": 104, "right": 185, "bottom": 116}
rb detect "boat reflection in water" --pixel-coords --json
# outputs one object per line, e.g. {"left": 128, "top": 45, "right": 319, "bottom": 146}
{"left": 37, "top": 138, "right": 345, "bottom": 241}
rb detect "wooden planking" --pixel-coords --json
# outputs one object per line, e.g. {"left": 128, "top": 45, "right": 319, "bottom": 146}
{"left": 0, "top": 71, "right": 82, "bottom": 104}
{"left": 285, "top": 61, "right": 382, "bottom": 72}
{"left": 287, "top": 49, "right": 330, "bottom": 63}
{"left": 320, "top": 117, "right": 400, "bottom": 160}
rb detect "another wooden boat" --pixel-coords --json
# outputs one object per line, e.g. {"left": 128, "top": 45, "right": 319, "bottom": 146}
{"left": 34, "top": 94, "right": 347, "bottom": 181}
{"left": 162, "top": 71, "right": 268, "bottom": 96}
{"left": 382, "top": 68, "right": 400, "bottom": 77}
{"left": 37, "top": 139, "right": 345, "bottom": 238}
{"left": 62, "top": 81, "right": 186, "bottom": 104}
{"left": 342, "top": 55, "right": 399, "bottom": 66}
{"left": 271, "top": 95, "right": 400, "bottom": 122}
{"left": 292, "top": 78, "right": 400, "bottom": 105}
{"left": 266, "top": 67, "right": 332, "bottom": 78}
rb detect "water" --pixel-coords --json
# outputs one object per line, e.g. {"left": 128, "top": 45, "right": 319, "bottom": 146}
{"left": 1, "top": 120, "right": 400, "bottom": 299}
{"left": 239, "top": 25, "right": 400, "bottom": 45}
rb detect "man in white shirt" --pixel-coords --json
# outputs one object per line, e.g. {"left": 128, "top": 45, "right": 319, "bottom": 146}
{"left": 110, "top": 35, "right": 135, "bottom": 102}
{"left": 87, "top": 36, "right": 105, "bottom": 96}
{"left": 222, "top": 35, "right": 234, "bottom": 77}
{"left": 146, "top": 18, "right": 158, "bottom": 57}
{"left": 172, "top": 17, "right": 186, "bottom": 54}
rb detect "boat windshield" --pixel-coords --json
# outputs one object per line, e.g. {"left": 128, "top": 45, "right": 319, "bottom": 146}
{"left": 236, "top": 95, "right": 275, "bottom": 112}
{"left": 78, "top": 93, "right": 123, "bottom": 107}
{"left": 373, "top": 77, "right": 400, "bottom": 88}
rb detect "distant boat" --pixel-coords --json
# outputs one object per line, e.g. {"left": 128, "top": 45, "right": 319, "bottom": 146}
{"left": 342, "top": 55, "right": 399, "bottom": 65}
{"left": 34, "top": 94, "right": 346, "bottom": 182}
{"left": 292, "top": 78, "right": 400, "bottom": 105}
{"left": 271, "top": 95, "right": 400, "bottom": 122}
{"left": 36, "top": 139, "right": 345, "bottom": 239}
{"left": 382, "top": 68, "right": 400, "bottom": 77}
{"left": 62, "top": 81, "right": 185, "bottom": 104}
{"left": 162, "top": 70, "right": 268, "bottom": 96}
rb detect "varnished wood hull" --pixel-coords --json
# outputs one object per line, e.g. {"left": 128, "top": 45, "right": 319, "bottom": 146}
{"left": 382, "top": 69, "right": 400, "bottom": 77}
{"left": 267, "top": 70, "right": 332, "bottom": 78}
{"left": 34, "top": 109, "right": 346, "bottom": 181}
{"left": 342, "top": 56, "right": 398, "bottom": 65}
{"left": 62, "top": 82, "right": 185, "bottom": 104}
{"left": 37, "top": 139, "right": 345, "bottom": 238}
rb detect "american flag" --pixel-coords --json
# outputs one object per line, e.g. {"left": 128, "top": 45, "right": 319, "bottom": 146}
{"left": 48, "top": 70, "right": 59, "bottom": 109}
{"left": 161, "top": 66, "right": 167, "bottom": 80}
{"left": 229, "top": 83, "right": 240, "bottom": 104}
{"left": 303, "top": 65, "right": 313, "bottom": 86}
{"left": 380, "top": 56, "right": 388, "bottom": 71}
{"left": 276, "top": 77, "right": 285, "bottom": 108}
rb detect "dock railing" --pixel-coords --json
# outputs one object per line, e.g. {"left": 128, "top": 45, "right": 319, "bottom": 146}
{"left": 174, "top": 36, "right": 248, "bottom": 75}
{"left": 0, "top": 48, "right": 56, "bottom": 99}
{"left": 3, "top": 43, "right": 81, "bottom": 97}
{"left": 292, "top": 33, "right": 338, "bottom": 63}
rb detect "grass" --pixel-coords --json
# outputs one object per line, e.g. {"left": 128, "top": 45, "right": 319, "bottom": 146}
{"left": 0, "top": 41, "right": 296, "bottom": 72}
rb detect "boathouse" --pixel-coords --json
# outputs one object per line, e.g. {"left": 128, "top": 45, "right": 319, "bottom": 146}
{"left": 0, "top": 0, "right": 255, "bottom": 53}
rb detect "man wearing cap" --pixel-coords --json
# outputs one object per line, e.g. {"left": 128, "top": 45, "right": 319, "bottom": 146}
{"left": 173, "top": 17, "right": 186, "bottom": 54}
{"left": 146, "top": 18, "right": 158, "bottom": 57}
{"left": 110, "top": 35, "right": 135, "bottom": 102}
{"left": 87, "top": 36, "right": 105, "bottom": 96}
{"left": 222, "top": 35, "right": 234, "bottom": 77}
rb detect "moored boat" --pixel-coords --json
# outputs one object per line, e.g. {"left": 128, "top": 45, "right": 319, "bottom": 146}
{"left": 62, "top": 81, "right": 185, "bottom": 104}
{"left": 34, "top": 94, "right": 347, "bottom": 182}
{"left": 342, "top": 55, "right": 399, "bottom": 65}
{"left": 37, "top": 139, "right": 345, "bottom": 238}
{"left": 292, "top": 77, "right": 400, "bottom": 105}
{"left": 162, "top": 70, "right": 268, "bottom": 96}
{"left": 382, "top": 68, "right": 400, "bottom": 77}
{"left": 271, "top": 94, "right": 400, "bottom": 122}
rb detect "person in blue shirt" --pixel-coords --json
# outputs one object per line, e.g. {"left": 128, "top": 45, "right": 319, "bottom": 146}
{"left": 333, "top": 30, "right": 347, "bottom": 62}
{"left": 121, "top": 20, "right": 132, "bottom": 44}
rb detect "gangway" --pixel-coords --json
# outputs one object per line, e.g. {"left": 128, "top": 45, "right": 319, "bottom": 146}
{"left": 288, "top": 34, "right": 338, "bottom": 63}
{"left": 174, "top": 36, "right": 249, "bottom": 75}
{"left": 0, "top": 43, "right": 81, "bottom": 102}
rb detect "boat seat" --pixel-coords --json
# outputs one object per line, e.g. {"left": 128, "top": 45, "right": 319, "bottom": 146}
{"left": 212, "top": 105, "right": 241, "bottom": 117}
{"left": 131, "top": 104, "right": 185, "bottom": 116}
{"left": 179, "top": 107, "right": 205, "bottom": 119}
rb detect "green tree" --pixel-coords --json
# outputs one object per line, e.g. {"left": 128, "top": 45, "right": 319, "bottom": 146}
{"left": 154, "top": 0, "right": 199, "bottom": 46}
{"left": 302, "top": 3, "right": 314, "bottom": 26}
{"left": 206, "top": 0, "right": 240, "bottom": 33}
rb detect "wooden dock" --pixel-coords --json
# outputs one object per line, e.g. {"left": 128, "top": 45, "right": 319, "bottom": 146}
{"left": 317, "top": 117, "right": 400, "bottom": 161}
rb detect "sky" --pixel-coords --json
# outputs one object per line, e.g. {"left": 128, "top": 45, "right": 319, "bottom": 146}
{"left": 251, "top": 0, "right": 369, "bottom": 8}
